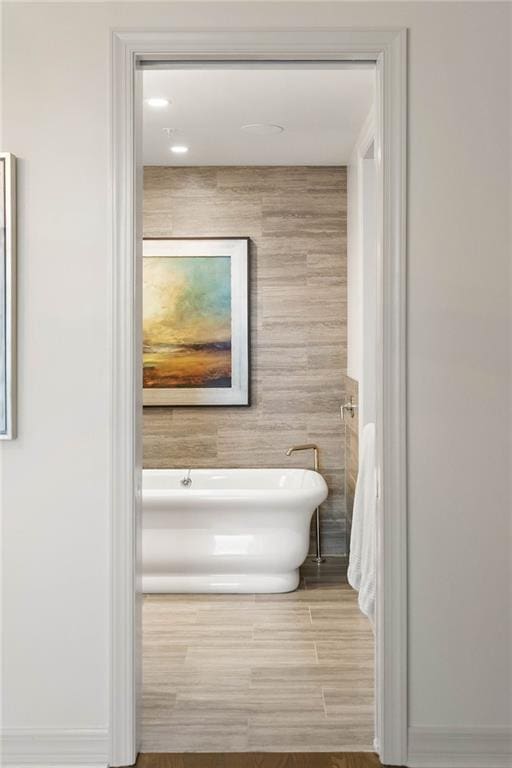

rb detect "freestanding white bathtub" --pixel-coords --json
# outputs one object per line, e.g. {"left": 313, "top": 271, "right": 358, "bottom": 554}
{"left": 142, "top": 468, "right": 328, "bottom": 594}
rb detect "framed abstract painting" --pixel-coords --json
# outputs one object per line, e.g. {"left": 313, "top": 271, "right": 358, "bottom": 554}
{"left": 143, "top": 238, "right": 249, "bottom": 406}
{"left": 0, "top": 153, "right": 16, "bottom": 439}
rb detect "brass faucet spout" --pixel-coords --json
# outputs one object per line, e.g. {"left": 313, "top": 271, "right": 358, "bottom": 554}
{"left": 285, "top": 444, "right": 319, "bottom": 471}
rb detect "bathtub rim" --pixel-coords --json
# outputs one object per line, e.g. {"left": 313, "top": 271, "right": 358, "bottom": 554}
{"left": 142, "top": 467, "right": 329, "bottom": 510}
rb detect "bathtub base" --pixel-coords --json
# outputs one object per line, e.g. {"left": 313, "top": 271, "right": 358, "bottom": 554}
{"left": 143, "top": 569, "right": 300, "bottom": 594}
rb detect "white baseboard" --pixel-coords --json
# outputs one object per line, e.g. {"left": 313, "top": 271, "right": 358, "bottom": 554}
{"left": 408, "top": 726, "right": 512, "bottom": 768}
{"left": 1, "top": 728, "right": 109, "bottom": 768}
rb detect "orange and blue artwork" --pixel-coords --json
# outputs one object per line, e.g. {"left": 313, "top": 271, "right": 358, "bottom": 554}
{"left": 143, "top": 255, "right": 232, "bottom": 390}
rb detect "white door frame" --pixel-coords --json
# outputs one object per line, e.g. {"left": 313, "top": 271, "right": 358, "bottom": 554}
{"left": 110, "top": 28, "right": 407, "bottom": 768}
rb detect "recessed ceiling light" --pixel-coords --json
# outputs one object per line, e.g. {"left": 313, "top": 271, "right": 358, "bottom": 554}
{"left": 241, "top": 123, "right": 284, "bottom": 136}
{"left": 146, "top": 97, "right": 170, "bottom": 108}
{"left": 171, "top": 145, "right": 189, "bottom": 154}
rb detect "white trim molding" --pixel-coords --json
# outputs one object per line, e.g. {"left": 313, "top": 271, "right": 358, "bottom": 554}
{"left": 374, "top": 26, "right": 408, "bottom": 766}
{"left": 408, "top": 727, "right": 512, "bottom": 768}
{"left": 1, "top": 728, "right": 109, "bottom": 768}
{"left": 110, "top": 28, "right": 145, "bottom": 768}
{"left": 110, "top": 27, "right": 407, "bottom": 768}
{"left": 0, "top": 152, "right": 17, "bottom": 440}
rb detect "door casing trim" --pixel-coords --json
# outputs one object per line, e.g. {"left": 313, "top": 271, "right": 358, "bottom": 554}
{"left": 109, "top": 27, "right": 407, "bottom": 767}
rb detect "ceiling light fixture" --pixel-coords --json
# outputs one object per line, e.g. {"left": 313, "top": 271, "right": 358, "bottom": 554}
{"left": 146, "top": 97, "right": 170, "bottom": 108}
{"left": 241, "top": 123, "right": 284, "bottom": 136}
{"left": 171, "top": 145, "right": 189, "bottom": 154}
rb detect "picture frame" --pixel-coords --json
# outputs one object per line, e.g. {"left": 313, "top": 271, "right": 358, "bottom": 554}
{"left": 143, "top": 237, "right": 249, "bottom": 406}
{"left": 0, "top": 153, "right": 16, "bottom": 439}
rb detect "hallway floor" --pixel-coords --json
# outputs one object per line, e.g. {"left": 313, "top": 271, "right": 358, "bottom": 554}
{"left": 142, "top": 558, "right": 374, "bottom": 753}
{"left": 136, "top": 754, "right": 384, "bottom": 767}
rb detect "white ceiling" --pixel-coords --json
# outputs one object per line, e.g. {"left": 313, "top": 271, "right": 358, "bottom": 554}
{"left": 143, "top": 67, "right": 375, "bottom": 166}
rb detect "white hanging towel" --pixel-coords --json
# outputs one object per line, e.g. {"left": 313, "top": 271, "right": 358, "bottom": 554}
{"left": 348, "top": 421, "right": 377, "bottom": 626}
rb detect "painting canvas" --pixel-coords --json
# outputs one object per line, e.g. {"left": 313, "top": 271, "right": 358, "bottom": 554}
{"left": 0, "top": 153, "right": 16, "bottom": 439}
{"left": 143, "top": 238, "right": 249, "bottom": 406}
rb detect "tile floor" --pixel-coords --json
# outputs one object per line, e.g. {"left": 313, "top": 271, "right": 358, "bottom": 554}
{"left": 142, "top": 558, "right": 374, "bottom": 753}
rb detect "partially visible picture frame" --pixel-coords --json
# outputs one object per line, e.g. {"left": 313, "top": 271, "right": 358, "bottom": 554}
{"left": 143, "top": 237, "right": 249, "bottom": 407}
{"left": 0, "top": 153, "right": 16, "bottom": 439}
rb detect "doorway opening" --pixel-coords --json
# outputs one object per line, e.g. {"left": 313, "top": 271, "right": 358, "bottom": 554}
{"left": 140, "top": 62, "right": 376, "bottom": 753}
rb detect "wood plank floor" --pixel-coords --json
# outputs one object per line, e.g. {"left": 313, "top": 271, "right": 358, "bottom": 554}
{"left": 142, "top": 558, "right": 374, "bottom": 753}
{"left": 136, "top": 753, "right": 385, "bottom": 767}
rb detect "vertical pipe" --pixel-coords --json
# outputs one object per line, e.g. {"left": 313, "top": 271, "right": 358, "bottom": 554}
{"left": 312, "top": 447, "right": 325, "bottom": 563}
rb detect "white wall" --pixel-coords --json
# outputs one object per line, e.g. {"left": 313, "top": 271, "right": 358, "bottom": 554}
{"left": 1, "top": 2, "right": 511, "bottom": 765}
{"left": 347, "top": 113, "right": 377, "bottom": 433}
{"left": 347, "top": 137, "right": 363, "bottom": 385}
{"left": 360, "top": 154, "right": 376, "bottom": 429}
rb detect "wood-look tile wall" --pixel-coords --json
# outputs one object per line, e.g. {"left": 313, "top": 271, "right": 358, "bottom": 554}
{"left": 342, "top": 374, "right": 359, "bottom": 551}
{"left": 143, "top": 166, "right": 348, "bottom": 554}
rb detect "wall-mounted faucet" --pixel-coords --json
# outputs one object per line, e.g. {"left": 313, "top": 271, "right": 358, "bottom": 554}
{"left": 181, "top": 469, "right": 192, "bottom": 488}
{"left": 340, "top": 396, "right": 358, "bottom": 422}
{"left": 285, "top": 444, "right": 325, "bottom": 564}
